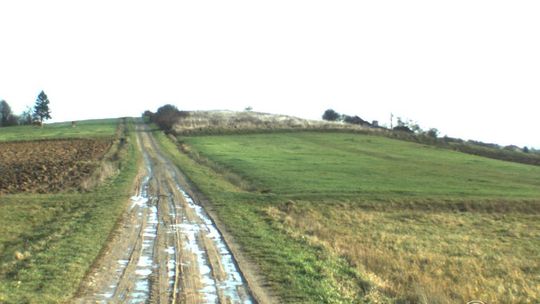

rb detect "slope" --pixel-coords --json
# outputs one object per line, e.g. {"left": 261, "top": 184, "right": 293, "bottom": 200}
{"left": 158, "top": 130, "right": 540, "bottom": 303}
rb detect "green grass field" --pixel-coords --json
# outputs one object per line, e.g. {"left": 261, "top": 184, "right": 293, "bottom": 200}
{"left": 0, "top": 118, "right": 139, "bottom": 303}
{"left": 0, "top": 119, "right": 119, "bottom": 142}
{"left": 159, "top": 131, "right": 540, "bottom": 303}
{"left": 183, "top": 133, "right": 540, "bottom": 199}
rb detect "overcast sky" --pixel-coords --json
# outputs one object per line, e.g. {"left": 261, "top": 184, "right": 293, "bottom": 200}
{"left": 1, "top": 1, "right": 539, "bottom": 147}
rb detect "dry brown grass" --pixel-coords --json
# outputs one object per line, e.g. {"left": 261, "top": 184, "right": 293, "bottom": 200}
{"left": 80, "top": 122, "right": 130, "bottom": 191}
{"left": 173, "top": 110, "right": 372, "bottom": 134}
{"left": 266, "top": 201, "right": 540, "bottom": 303}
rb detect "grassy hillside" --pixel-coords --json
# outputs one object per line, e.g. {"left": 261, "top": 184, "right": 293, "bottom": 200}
{"left": 183, "top": 133, "right": 540, "bottom": 199}
{"left": 160, "top": 131, "right": 540, "bottom": 303}
{"left": 0, "top": 118, "right": 140, "bottom": 303}
{"left": 0, "top": 118, "right": 118, "bottom": 142}
{"left": 171, "top": 110, "right": 540, "bottom": 167}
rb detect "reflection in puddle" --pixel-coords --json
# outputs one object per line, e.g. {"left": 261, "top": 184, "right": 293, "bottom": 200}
{"left": 92, "top": 137, "right": 253, "bottom": 303}
{"left": 129, "top": 193, "right": 157, "bottom": 303}
{"left": 177, "top": 186, "right": 254, "bottom": 303}
{"left": 126, "top": 151, "right": 156, "bottom": 303}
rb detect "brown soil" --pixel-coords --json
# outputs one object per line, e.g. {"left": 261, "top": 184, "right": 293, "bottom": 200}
{"left": 0, "top": 139, "right": 111, "bottom": 193}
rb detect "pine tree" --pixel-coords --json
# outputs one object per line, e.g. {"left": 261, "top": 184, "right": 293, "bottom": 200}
{"left": 33, "top": 90, "right": 52, "bottom": 125}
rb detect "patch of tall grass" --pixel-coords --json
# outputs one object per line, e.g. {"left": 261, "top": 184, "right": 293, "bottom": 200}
{"left": 267, "top": 201, "right": 540, "bottom": 303}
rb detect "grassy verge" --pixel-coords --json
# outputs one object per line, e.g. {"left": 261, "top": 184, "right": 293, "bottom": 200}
{"left": 0, "top": 119, "right": 140, "bottom": 304}
{"left": 159, "top": 131, "right": 540, "bottom": 303}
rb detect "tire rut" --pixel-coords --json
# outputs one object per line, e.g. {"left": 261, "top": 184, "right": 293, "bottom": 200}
{"left": 74, "top": 125, "right": 254, "bottom": 304}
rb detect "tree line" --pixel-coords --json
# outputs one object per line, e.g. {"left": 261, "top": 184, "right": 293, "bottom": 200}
{"left": 322, "top": 108, "right": 439, "bottom": 138}
{"left": 322, "top": 109, "right": 538, "bottom": 165}
{"left": 0, "top": 91, "right": 52, "bottom": 127}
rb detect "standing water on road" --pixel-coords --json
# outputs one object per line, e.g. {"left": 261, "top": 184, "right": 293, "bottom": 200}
{"left": 175, "top": 184, "right": 254, "bottom": 304}
{"left": 76, "top": 129, "right": 255, "bottom": 303}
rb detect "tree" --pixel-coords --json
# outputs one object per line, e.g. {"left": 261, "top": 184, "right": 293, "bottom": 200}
{"left": 343, "top": 115, "right": 369, "bottom": 126}
{"left": 33, "top": 91, "right": 52, "bottom": 125}
{"left": 393, "top": 125, "right": 413, "bottom": 133}
{"left": 396, "top": 117, "right": 421, "bottom": 133}
{"left": 322, "top": 109, "right": 340, "bottom": 121}
{"left": 153, "top": 104, "right": 187, "bottom": 132}
{"left": 0, "top": 100, "right": 18, "bottom": 127}
{"left": 0, "top": 100, "right": 9, "bottom": 125}
{"left": 6, "top": 114, "right": 18, "bottom": 126}
{"left": 426, "top": 128, "right": 439, "bottom": 138}
{"left": 19, "top": 106, "right": 34, "bottom": 125}
{"left": 142, "top": 110, "right": 154, "bottom": 123}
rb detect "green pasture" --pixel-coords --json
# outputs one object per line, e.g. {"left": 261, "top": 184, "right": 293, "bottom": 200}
{"left": 0, "top": 118, "right": 119, "bottom": 142}
{"left": 158, "top": 131, "right": 540, "bottom": 303}
{"left": 183, "top": 132, "right": 540, "bottom": 199}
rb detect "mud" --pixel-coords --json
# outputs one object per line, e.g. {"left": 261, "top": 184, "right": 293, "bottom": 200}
{"left": 74, "top": 126, "right": 257, "bottom": 303}
{"left": 0, "top": 139, "right": 111, "bottom": 193}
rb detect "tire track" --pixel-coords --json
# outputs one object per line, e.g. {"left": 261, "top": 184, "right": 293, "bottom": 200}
{"left": 75, "top": 125, "right": 254, "bottom": 303}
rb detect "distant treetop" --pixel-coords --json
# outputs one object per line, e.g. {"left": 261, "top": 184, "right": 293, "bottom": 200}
{"left": 322, "top": 109, "right": 340, "bottom": 121}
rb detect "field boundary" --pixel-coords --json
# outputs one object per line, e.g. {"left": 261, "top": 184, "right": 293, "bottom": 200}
{"left": 80, "top": 120, "right": 131, "bottom": 191}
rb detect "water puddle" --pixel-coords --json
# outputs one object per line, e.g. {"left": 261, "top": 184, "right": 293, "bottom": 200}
{"left": 166, "top": 197, "right": 179, "bottom": 294}
{"left": 96, "top": 154, "right": 152, "bottom": 303}
{"left": 176, "top": 186, "right": 254, "bottom": 303}
{"left": 92, "top": 135, "right": 254, "bottom": 303}
{"left": 127, "top": 152, "right": 157, "bottom": 304}
{"left": 130, "top": 158, "right": 152, "bottom": 210}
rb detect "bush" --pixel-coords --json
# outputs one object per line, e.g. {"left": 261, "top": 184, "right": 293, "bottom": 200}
{"left": 343, "top": 115, "right": 369, "bottom": 126}
{"left": 142, "top": 110, "right": 154, "bottom": 123}
{"left": 152, "top": 105, "right": 188, "bottom": 133}
{"left": 426, "top": 128, "right": 439, "bottom": 138}
{"left": 322, "top": 109, "right": 341, "bottom": 121}
{"left": 393, "top": 126, "right": 413, "bottom": 133}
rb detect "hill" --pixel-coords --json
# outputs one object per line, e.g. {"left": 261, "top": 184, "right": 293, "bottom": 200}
{"left": 168, "top": 110, "right": 540, "bottom": 167}
{"left": 157, "top": 126, "right": 540, "bottom": 303}
{"left": 172, "top": 110, "right": 371, "bottom": 134}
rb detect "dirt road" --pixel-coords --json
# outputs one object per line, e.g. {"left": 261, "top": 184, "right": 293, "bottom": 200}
{"left": 75, "top": 126, "right": 256, "bottom": 303}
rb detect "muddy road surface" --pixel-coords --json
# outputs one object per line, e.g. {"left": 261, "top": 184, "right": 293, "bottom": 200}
{"left": 75, "top": 127, "right": 256, "bottom": 304}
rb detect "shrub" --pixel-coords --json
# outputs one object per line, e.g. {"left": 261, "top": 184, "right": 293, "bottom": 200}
{"left": 393, "top": 125, "right": 413, "bottom": 133}
{"left": 152, "top": 105, "right": 188, "bottom": 133}
{"left": 343, "top": 115, "right": 370, "bottom": 126}
{"left": 322, "top": 109, "right": 341, "bottom": 121}
{"left": 142, "top": 110, "right": 154, "bottom": 123}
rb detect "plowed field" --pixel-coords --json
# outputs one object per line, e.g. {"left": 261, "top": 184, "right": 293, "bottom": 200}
{"left": 0, "top": 139, "right": 111, "bottom": 193}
